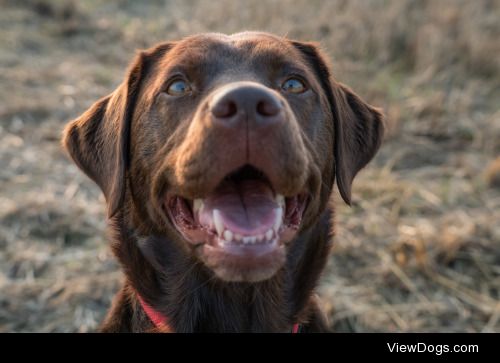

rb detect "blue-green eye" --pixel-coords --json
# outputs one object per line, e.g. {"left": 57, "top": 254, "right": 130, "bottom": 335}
{"left": 166, "top": 79, "right": 191, "bottom": 96}
{"left": 281, "top": 77, "right": 307, "bottom": 94}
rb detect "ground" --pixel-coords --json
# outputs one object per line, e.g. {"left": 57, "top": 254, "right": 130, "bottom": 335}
{"left": 0, "top": 0, "right": 499, "bottom": 332}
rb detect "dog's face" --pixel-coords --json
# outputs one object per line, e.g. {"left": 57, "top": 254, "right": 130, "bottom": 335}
{"left": 63, "top": 32, "right": 383, "bottom": 282}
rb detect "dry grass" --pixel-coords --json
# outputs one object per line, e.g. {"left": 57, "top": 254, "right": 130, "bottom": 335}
{"left": 1, "top": 0, "right": 499, "bottom": 332}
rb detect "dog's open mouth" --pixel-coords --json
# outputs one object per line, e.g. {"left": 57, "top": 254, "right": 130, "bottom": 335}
{"left": 164, "top": 165, "right": 307, "bottom": 264}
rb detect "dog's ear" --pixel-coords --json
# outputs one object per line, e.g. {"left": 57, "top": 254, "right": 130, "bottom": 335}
{"left": 291, "top": 41, "right": 384, "bottom": 205}
{"left": 62, "top": 43, "right": 173, "bottom": 218}
{"left": 330, "top": 82, "right": 384, "bottom": 205}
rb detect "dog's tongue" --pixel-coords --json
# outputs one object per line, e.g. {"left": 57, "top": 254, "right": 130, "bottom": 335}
{"left": 197, "top": 179, "right": 281, "bottom": 236}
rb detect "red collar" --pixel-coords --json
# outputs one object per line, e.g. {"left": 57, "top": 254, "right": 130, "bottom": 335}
{"left": 137, "top": 295, "right": 173, "bottom": 332}
{"left": 138, "top": 294, "right": 301, "bottom": 333}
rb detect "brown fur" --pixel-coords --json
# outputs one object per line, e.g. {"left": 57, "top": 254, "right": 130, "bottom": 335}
{"left": 62, "top": 32, "right": 384, "bottom": 332}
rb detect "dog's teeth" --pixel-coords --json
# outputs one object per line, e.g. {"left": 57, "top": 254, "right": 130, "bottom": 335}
{"left": 265, "top": 229, "right": 273, "bottom": 240}
{"left": 235, "top": 233, "right": 242, "bottom": 241}
{"left": 249, "top": 236, "right": 257, "bottom": 244}
{"left": 223, "top": 230, "right": 233, "bottom": 242}
{"left": 275, "top": 194, "right": 285, "bottom": 207}
{"left": 273, "top": 208, "right": 283, "bottom": 232}
{"left": 213, "top": 209, "right": 224, "bottom": 236}
{"left": 193, "top": 199, "right": 203, "bottom": 213}
{"left": 243, "top": 236, "right": 251, "bottom": 244}
{"left": 257, "top": 234, "right": 264, "bottom": 242}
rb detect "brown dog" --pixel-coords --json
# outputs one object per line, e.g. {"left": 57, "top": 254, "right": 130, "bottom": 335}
{"left": 62, "top": 32, "right": 384, "bottom": 332}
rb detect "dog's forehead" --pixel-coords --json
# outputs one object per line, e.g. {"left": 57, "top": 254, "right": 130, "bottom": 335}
{"left": 163, "top": 32, "right": 303, "bottom": 70}
{"left": 180, "top": 31, "right": 294, "bottom": 51}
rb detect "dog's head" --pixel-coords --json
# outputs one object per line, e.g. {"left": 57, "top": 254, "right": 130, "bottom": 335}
{"left": 63, "top": 32, "right": 383, "bottom": 282}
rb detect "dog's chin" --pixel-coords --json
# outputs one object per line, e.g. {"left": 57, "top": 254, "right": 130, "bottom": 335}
{"left": 200, "top": 242, "right": 286, "bottom": 282}
{"left": 163, "top": 165, "right": 308, "bottom": 282}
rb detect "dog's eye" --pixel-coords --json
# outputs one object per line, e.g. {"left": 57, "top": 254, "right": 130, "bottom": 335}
{"left": 166, "top": 79, "right": 191, "bottom": 96}
{"left": 281, "top": 77, "right": 307, "bottom": 94}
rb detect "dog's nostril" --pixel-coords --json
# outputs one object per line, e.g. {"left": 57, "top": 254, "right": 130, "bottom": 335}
{"left": 256, "top": 99, "right": 281, "bottom": 117}
{"left": 212, "top": 99, "right": 238, "bottom": 118}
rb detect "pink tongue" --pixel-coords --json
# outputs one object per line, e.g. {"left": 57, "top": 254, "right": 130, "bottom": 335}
{"left": 197, "top": 179, "right": 278, "bottom": 235}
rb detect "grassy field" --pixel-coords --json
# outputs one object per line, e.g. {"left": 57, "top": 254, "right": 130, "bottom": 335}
{"left": 0, "top": 0, "right": 499, "bottom": 332}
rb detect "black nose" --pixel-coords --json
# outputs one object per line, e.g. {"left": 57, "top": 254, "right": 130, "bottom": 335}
{"left": 210, "top": 82, "right": 284, "bottom": 126}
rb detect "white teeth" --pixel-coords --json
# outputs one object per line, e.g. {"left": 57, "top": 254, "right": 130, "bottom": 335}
{"left": 193, "top": 199, "right": 203, "bottom": 213}
{"left": 273, "top": 208, "right": 283, "bottom": 232}
{"left": 223, "top": 230, "right": 233, "bottom": 242}
{"left": 265, "top": 229, "right": 273, "bottom": 240}
{"left": 275, "top": 194, "right": 285, "bottom": 207}
{"left": 213, "top": 209, "right": 224, "bottom": 236}
{"left": 229, "top": 232, "right": 276, "bottom": 244}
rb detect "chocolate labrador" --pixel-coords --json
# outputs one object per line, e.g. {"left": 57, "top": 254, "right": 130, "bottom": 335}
{"left": 62, "top": 32, "right": 384, "bottom": 332}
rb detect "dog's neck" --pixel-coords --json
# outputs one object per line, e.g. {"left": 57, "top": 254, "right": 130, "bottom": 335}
{"left": 104, "top": 209, "right": 333, "bottom": 332}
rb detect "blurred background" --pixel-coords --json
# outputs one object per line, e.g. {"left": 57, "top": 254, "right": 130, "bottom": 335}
{"left": 1, "top": 0, "right": 499, "bottom": 332}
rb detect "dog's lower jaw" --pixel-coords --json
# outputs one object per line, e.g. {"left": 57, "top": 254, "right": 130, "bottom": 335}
{"left": 101, "top": 208, "right": 334, "bottom": 333}
{"left": 199, "top": 242, "right": 287, "bottom": 282}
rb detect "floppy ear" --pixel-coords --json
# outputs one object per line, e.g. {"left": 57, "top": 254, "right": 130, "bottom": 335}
{"left": 292, "top": 41, "right": 384, "bottom": 205}
{"left": 62, "top": 51, "right": 147, "bottom": 218}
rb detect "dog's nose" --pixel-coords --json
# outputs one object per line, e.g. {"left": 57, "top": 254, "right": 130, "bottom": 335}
{"left": 210, "top": 82, "right": 284, "bottom": 126}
